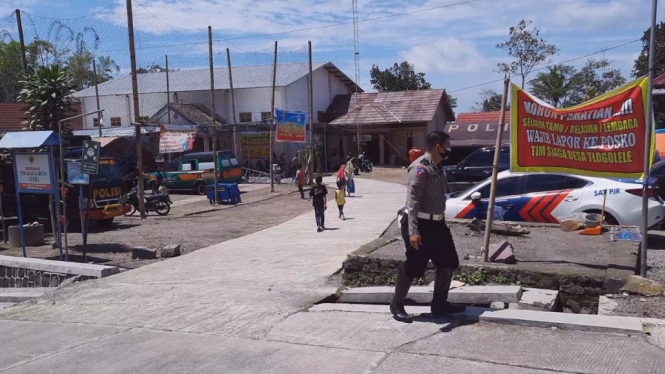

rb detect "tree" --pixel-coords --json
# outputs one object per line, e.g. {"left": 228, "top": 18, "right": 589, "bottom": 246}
{"left": 0, "top": 39, "right": 58, "bottom": 102}
{"left": 633, "top": 21, "right": 665, "bottom": 78}
{"left": 529, "top": 64, "right": 580, "bottom": 107}
{"left": 67, "top": 39, "right": 119, "bottom": 91}
{"left": 447, "top": 94, "right": 458, "bottom": 109}
{"left": 472, "top": 89, "right": 508, "bottom": 112}
{"left": 370, "top": 61, "right": 432, "bottom": 91}
{"left": 570, "top": 58, "right": 626, "bottom": 104}
{"left": 137, "top": 63, "right": 172, "bottom": 73}
{"left": 496, "top": 19, "right": 558, "bottom": 89}
{"left": 17, "top": 65, "right": 77, "bottom": 134}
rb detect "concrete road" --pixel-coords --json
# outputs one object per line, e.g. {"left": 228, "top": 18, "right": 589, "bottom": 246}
{"left": 1, "top": 177, "right": 664, "bottom": 373}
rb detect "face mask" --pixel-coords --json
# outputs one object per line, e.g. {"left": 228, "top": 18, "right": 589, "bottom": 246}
{"left": 438, "top": 146, "right": 452, "bottom": 159}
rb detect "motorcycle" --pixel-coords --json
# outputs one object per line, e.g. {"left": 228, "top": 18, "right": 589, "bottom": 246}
{"left": 123, "top": 186, "right": 172, "bottom": 216}
{"left": 360, "top": 159, "right": 373, "bottom": 173}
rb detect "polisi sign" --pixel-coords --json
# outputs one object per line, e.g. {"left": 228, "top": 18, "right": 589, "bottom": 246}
{"left": 92, "top": 187, "right": 121, "bottom": 200}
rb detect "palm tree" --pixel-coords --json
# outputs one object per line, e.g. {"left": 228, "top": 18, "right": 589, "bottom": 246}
{"left": 17, "top": 65, "right": 77, "bottom": 134}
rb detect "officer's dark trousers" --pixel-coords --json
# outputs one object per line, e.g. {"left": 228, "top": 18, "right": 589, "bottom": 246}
{"left": 393, "top": 217, "right": 459, "bottom": 309}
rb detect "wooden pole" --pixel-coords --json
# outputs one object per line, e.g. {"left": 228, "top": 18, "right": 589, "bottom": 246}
{"left": 208, "top": 26, "right": 219, "bottom": 204}
{"left": 126, "top": 0, "right": 146, "bottom": 219}
{"left": 226, "top": 48, "right": 238, "bottom": 157}
{"left": 270, "top": 41, "right": 277, "bottom": 193}
{"left": 166, "top": 55, "right": 171, "bottom": 125}
{"left": 308, "top": 41, "right": 314, "bottom": 182}
{"left": 93, "top": 58, "right": 102, "bottom": 137}
{"left": 482, "top": 75, "right": 510, "bottom": 262}
{"left": 15, "top": 9, "right": 27, "bottom": 72}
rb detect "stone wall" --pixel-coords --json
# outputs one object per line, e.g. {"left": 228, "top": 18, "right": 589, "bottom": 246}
{"left": 342, "top": 256, "right": 629, "bottom": 314}
{"left": 0, "top": 265, "right": 94, "bottom": 288}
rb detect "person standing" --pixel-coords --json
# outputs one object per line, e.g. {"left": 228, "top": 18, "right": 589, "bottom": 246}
{"left": 390, "top": 131, "right": 465, "bottom": 323}
{"left": 336, "top": 164, "right": 347, "bottom": 195}
{"left": 344, "top": 157, "right": 355, "bottom": 197}
{"left": 308, "top": 175, "right": 328, "bottom": 232}
{"left": 296, "top": 165, "right": 306, "bottom": 199}
{"left": 335, "top": 180, "right": 346, "bottom": 220}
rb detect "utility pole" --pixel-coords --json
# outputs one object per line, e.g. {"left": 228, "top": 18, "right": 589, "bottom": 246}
{"left": 270, "top": 41, "right": 277, "bottom": 193}
{"left": 208, "top": 26, "right": 219, "bottom": 204}
{"left": 166, "top": 55, "right": 171, "bottom": 124}
{"left": 308, "top": 41, "right": 314, "bottom": 183}
{"left": 352, "top": 0, "right": 361, "bottom": 156}
{"left": 15, "top": 9, "right": 27, "bottom": 72}
{"left": 226, "top": 48, "right": 238, "bottom": 156}
{"left": 93, "top": 58, "right": 102, "bottom": 137}
{"left": 126, "top": 0, "right": 146, "bottom": 219}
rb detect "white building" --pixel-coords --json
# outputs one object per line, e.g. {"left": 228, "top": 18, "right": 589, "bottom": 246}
{"left": 72, "top": 62, "right": 360, "bottom": 130}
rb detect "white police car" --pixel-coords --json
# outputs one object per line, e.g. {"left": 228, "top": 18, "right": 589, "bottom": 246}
{"left": 446, "top": 171, "right": 665, "bottom": 228}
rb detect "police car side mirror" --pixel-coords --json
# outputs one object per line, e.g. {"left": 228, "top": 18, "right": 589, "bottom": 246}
{"left": 458, "top": 161, "right": 466, "bottom": 169}
{"left": 471, "top": 192, "right": 481, "bottom": 200}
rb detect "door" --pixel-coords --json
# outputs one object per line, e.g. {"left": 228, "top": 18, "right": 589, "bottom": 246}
{"left": 521, "top": 174, "right": 587, "bottom": 223}
{"left": 453, "top": 175, "right": 526, "bottom": 220}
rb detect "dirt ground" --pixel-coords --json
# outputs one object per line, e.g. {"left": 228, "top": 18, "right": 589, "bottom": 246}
{"left": 0, "top": 182, "right": 320, "bottom": 269}
{"left": 357, "top": 167, "right": 408, "bottom": 185}
{"left": 371, "top": 219, "right": 637, "bottom": 275}
{"left": 605, "top": 295, "right": 665, "bottom": 319}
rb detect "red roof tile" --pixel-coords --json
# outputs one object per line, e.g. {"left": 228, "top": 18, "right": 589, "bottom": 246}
{"left": 456, "top": 111, "right": 510, "bottom": 123}
{"left": 0, "top": 102, "right": 83, "bottom": 133}
{"left": 654, "top": 73, "right": 665, "bottom": 89}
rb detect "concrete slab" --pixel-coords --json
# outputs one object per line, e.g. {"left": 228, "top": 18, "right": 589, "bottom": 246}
{"left": 598, "top": 295, "right": 619, "bottom": 315}
{"left": 1, "top": 327, "right": 385, "bottom": 374}
{"left": 0, "top": 255, "right": 119, "bottom": 278}
{"left": 267, "top": 309, "right": 448, "bottom": 352}
{"left": 509, "top": 288, "right": 559, "bottom": 311}
{"left": 0, "top": 320, "right": 125, "bottom": 371}
{"left": 373, "top": 352, "right": 574, "bottom": 374}
{"left": 0, "top": 302, "right": 15, "bottom": 309}
{"left": 399, "top": 322, "right": 665, "bottom": 374}
{"left": 310, "top": 303, "right": 644, "bottom": 335}
{"left": 338, "top": 286, "right": 522, "bottom": 304}
{"left": 0, "top": 289, "right": 48, "bottom": 303}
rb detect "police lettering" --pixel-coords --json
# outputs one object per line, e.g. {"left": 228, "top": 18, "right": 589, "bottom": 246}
{"left": 92, "top": 187, "right": 121, "bottom": 199}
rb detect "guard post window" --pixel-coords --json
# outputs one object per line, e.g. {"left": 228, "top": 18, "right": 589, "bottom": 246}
{"left": 93, "top": 118, "right": 101, "bottom": 127}
{"left": 240, "top": 112, "right": 252, "bottom": 123}
{"left": 261, "top": 112, "right": 272, "bottom": 122}
{"left": 110, "top": 117, "right": 122, "bottom": 127}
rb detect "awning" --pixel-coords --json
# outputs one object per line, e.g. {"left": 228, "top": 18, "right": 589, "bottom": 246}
{"left": 73, "top": 127, "right": 159, "bottom": 137}
{"left": 0, "top": 131, "right": 60, "bottom": 148}
{"left": 444, "top": 122, "right": 510, "bottom": 147}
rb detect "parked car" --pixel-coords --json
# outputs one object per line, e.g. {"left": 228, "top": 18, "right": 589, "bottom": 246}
{"left": 446, "top": 171, "right": 665, "bottom": 228}
{"left": 444, "top": 145, "right": 510, "bottom": 192}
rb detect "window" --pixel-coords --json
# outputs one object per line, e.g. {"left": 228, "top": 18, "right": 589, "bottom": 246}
{"left": 524, "top": 175, "right": 590, "bottom": 194}
{"left": 230, "top": 157, "right": 239, "bottom": 166}
{"left": 110, "top": 117, "right": 122, "bottom": 127}
{"left": 240, "top": 112, "right": 252, "bottom": 123}
{"left": 93, "top": 118, "right": 101, "bottom": 127}
{"left": 138, "top": 116, "right": 149, "bottom": 123}
{"left": 261, "top": 112, "right": 272, "bottom": 121}
{"left": 476, "top": 176, "right": 523, "bottom": 199}
{"left": 499, "top": 152, "right": 510, "bottom": 166}
{"left": 463, "top": 150, "right": 494, "bottom": 167}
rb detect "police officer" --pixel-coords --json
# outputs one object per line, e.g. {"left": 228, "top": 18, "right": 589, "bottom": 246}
{"left": 390, "top": 131, "right": 465, "bottom": 323}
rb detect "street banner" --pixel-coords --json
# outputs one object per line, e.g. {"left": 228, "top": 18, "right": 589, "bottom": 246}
{"left": 82, "top": 140, "right": 101, "bottom": 174}
{"left": 275, "top": 108, "right": 306, "bottom": 143}
{"left": 159, "top": 126, "right": 196, "bottom": 154}
{"left": 241, "top": 133, "right": 270, "bottom": 159}
{"left": 510, "top": 77, "right": 654, "bottom": 178}
{"left": 14, "top": 153, "right": 52, "bottom": 192}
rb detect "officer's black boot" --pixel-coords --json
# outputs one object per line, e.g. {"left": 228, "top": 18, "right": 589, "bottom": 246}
{"left": 431, "top": 267, "right": 466, "bottom": 317}
{"left": 390, "top": 270, "right": 413, "bottom": 323}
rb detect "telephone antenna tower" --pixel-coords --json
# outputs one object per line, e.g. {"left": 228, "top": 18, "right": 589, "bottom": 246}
{"left": 352, "top": 0, "right": 361, "bottom": 154}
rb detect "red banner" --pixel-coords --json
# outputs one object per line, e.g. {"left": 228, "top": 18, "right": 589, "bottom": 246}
{"left": 510, "top": 77, "right": 653, "bottom": 178}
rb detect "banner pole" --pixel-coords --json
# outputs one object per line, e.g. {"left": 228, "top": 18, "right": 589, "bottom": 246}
{"left": 641, "top": 0, "right": 658, "bottom": 277}
{"left": 208, "top": 26, "right": 219, "bottom": 205}
{"left": 270, "top": 41, "right": 277, "bottom": 193}
{"left": 482, "top": 75, "right": 510, "bottom": 262}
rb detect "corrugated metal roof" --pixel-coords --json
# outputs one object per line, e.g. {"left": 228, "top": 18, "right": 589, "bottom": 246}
{"left": 328, "top": 90, "right": 452, "bottom": 126}
{"left": 0, "top": 131, "right": 60, "bottom": 148}
{"left": 73, "top": 61, "right": 358, "bottom": 98}
{"left": 456, "top": 111, "right": 509, "bottom": 123}
{"left": 73, "top": 127, "right": 159, "bottom": 137}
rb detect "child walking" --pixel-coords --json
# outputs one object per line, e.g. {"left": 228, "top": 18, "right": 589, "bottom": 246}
{"left": 335, "top": 180, "right": 346, "bottom": 220}
{"left": 308, "top": 175, "right": 328, "bottom": 232}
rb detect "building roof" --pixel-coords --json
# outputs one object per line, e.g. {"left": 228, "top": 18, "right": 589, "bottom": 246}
{"left": 149, "top": 103, "right": 228, "bottom": 126}
{"left": 324, "top": 90, "right": 454, "bottom": 126}
{"left": 0, "top": 102, "right": 84, "bottom": 132}
{"left": 73, "top": 62, "right": 361, "bottom": 98}
{"left": 0, "top": 130, "right": 60, "bottom": 148}
{"left": 73, "top": 126, "right": 159, "bottom": 137}
{"left": 456, "top": 111, "right": 509, "bottom": 123}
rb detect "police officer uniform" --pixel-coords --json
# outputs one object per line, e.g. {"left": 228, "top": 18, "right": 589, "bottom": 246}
{"left": 390, "top": 152, "right": 464, "bottom": 322}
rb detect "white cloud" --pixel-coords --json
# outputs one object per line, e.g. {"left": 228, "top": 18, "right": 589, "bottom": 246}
{"left": 400, "top": 38, "right": 486, "bottom": 74}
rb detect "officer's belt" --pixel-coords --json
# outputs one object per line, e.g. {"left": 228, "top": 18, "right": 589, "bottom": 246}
{"left": 416, "top": 212, "right": 445, "bottom": 221}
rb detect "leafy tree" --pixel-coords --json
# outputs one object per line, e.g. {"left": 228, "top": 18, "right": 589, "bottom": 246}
{"left": 529, "top": 64, "right": 579, "bottom": 107}
{"left": 496, "top": 19, "right": 558, "bottom": 89}
{"left": 0, "top": 39, "right": 59, "bottom": 102}
{"left": 472, "top": 89, "right": 508, "bottom": 112}
{"left": 370, "top": 61, "right": 432, "bottom": 91}
{"left": 447, "top": 94, "right": 458, "bottom": 109}
{"left": 67, "top": 49, "right": 119, "bottom": 91}
{"left": 17, "top": 65, "right": 77, "bottom": 134}
{"left": 570, "top": 58, "right": 625, "bottom": 104}
{"left": 137, "top": 63, "right": 173, "bottom": 73}
{"left": 633, "top": 21, "right": 665, "bottom": 78}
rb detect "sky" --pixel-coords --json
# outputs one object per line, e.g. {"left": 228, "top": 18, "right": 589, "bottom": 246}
{"left": 1, "top": 0, "right": 663, "bottom": 114}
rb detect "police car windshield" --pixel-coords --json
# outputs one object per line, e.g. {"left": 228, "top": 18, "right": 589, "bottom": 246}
{"left": 97, "top": 162, "right": 122, "bottom": 180}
